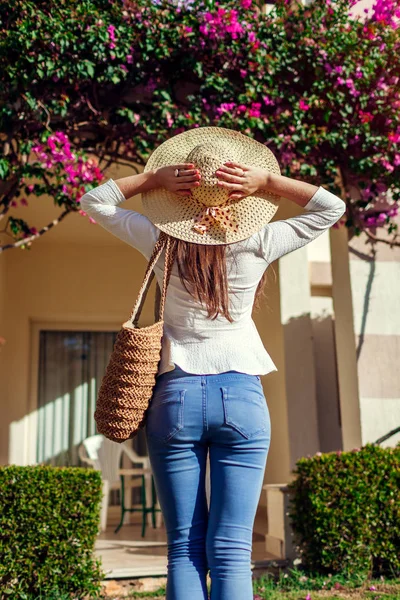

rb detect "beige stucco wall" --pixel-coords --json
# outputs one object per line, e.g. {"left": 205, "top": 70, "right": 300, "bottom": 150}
{"left": 347, "top": 228, "right": 400, "bottom": 448}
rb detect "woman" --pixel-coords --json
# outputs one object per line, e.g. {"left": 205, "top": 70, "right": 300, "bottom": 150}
{"left": 80, "top": 127, "right": 346, "bottom": 600}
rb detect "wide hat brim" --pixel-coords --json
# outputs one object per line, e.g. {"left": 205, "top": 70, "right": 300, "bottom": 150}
{"left": 142, "top": 126, "right": 281, "bottom": 245}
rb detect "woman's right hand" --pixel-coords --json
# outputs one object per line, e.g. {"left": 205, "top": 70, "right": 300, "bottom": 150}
{"left": 153, "top": 164, "right": 201, "bottom": 197}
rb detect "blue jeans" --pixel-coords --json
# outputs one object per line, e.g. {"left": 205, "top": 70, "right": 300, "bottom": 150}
{"left": 145, "top": 366, "right": 271, "bottom": 600}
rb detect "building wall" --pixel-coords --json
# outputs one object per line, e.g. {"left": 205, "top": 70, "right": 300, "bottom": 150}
{"left": 348, "top": 232, "right": 400, "bottom": 448}
{"left": 308, "top": 231, "right": 343, "bottom": 453}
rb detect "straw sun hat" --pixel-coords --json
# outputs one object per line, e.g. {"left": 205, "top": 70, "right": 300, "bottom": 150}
{"left": 141, "top": 126, "right": 281, "bottom": 245}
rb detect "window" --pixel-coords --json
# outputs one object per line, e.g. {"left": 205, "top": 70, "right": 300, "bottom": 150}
{"left": 36, "top": 330, "right": 117, "bottom": 465}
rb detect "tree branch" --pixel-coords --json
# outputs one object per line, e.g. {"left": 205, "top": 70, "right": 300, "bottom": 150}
{"left": 338, "top": 165, "right": 400, "bottom": 247}
{"left": 0, "top": 179, "right": 20, "bottom": 222}
{"left": 0, "top": 209, "right": 72, "bottom": 253}
{"left": 362, "top": 227, "right": 400, "bottom": 248}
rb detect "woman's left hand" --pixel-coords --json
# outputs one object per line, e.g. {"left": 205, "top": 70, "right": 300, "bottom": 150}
{"left": 153, "top": 163, "right": 201, "bottom": 197}
{"left": 215, "top": 162, "right": 268, "bottom": 199}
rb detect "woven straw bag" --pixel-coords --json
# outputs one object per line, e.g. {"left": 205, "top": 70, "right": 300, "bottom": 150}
{"left": 94, "top": 231, "right": 176, "bottom": 443}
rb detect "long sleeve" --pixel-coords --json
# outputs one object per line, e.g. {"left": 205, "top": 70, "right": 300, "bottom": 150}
{"left": 80, "top": 178, "right": 160, "bottom": 260}
{"left": 258, "top": 186, "right": 346, "bottom": 264}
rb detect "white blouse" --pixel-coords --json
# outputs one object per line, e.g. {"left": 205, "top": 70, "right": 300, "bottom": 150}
{"left": 80, "top": 179, "right": 346, "bottom": 377}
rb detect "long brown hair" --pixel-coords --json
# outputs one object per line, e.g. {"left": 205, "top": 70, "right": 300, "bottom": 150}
{"left": 168, "top": 236, "right": 270, "bottom": 323}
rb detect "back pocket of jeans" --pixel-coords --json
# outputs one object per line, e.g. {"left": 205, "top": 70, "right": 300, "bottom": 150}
{"left": 146, "top": 390, "right": 185, "bottom": 443}
{"left": 221, "top": 386, "right": 270, "bottom": 439}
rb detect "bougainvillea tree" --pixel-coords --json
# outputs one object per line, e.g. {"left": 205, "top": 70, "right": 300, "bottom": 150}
{"left": 0, "top": 0, "right": 399, "bottom": 252}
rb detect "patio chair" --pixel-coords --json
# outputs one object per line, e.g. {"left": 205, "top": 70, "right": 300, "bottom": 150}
{"left": 78, "top": 434, "right": 162, "bottom": 536}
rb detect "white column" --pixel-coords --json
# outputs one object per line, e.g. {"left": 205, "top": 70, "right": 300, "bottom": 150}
{"left": 278, "top": 246, "right": 320, "bottom": 471}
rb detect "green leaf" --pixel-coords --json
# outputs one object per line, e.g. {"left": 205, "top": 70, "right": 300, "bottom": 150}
{"left": 85, "top": 61, "right": 95, "bottom": 77}
{"left": 0, "top": 158, "right": 10, "bottom": 179}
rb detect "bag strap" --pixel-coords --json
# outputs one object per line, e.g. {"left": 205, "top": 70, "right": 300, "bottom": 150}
{"left": 129, "top": 232, "right": 175, "bottom": 327}
{"left": 154, "top": 279, "right": 161, "bottom": 323}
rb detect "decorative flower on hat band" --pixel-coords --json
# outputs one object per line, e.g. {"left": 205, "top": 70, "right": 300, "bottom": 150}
{"left": 192, "top": 202, "right": 239, "bottom": 235}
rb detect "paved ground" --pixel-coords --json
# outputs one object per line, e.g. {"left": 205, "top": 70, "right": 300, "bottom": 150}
{"left": 95, "top": 506, "right": 281, "bottom": 579}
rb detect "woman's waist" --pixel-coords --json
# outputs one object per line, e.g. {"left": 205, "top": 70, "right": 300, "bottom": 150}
{"left": 155, "top": 364, "right": 262, "bottom": 385}
{"left": 163, "top": 319, "right": 257, "bottom": 341}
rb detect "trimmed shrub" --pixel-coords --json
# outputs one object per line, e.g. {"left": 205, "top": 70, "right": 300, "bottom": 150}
{"left": 0, "top": 465, "right": 104, "bottom": 598}
{"left": 288, "top": 443, "right": 400, "bottom": 578}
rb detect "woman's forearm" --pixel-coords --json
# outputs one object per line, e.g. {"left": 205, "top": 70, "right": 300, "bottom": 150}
{"left": 263, "top": 173, "right": 319, "bottom": 208}
{"left": 112, "top": 167, "right": 320, "bottom": 208}
{"left": 113, "top": 170, "right": 158, "bottom": 200}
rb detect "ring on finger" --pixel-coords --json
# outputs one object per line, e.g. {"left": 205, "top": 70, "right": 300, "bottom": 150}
{"left": 174, "top": 169, "right": 180, "bottom": 177}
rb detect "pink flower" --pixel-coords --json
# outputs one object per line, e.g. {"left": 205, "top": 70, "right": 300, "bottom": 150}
{"left": 334, "top": 66, "right": 343, "bottom": 74}
{"left": 107, "top": 24, "right": 116, "bottom": 41}
{"left": 20, "top": 198, "right": 28, "bottom": 206}
{"left": 248, "top": 102, "right": 261, "bottom": 117}
{"left": 248, "top": 31, "right": 256, "bottom": 43}
{"left": 241, "top": 0, "right": 252, "bottom": 7}
{"left": 216, "top": 102, "right": 236, "bottom": 115}
{"left": 263, "top": 95, "right": 274, "bottom": 106}
{"left": 200, "top": 7, "right": 244, "bottom": 39}
{"left": 359, "top": 110, "right": 374, "bottom": 123}
{"left": 334, "top": 582, "right": 343, "bottom": 590}
{"left": 126, "top": 54, "right": 134, "bottom": 63}
{"left": 381, "top": 160, "right": 394, "bottom": 172}
{"left": 337, "top": 77, "right": 345, "bottom": 85}
{"left": 305, "top": 594, "right": 312, "bottom": 600}
{"left": 369, "top": 586, "right": 377, "bottom": 591}
{"left": 371, "top": 0, "right": 400, "bottom": 29}
{"left": 237, "top": 104, "right": 247, "bottom": 113}
{"left": 299, "top": 98, "right": 310, "bottom": 111}
{"left": 240, "top": 69, "right": 247, "bottom": 78}
{"left": 185, "top": 26, "right": 193, "bottom": 33}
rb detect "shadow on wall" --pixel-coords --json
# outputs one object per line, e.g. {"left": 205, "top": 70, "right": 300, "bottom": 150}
{"left": 280, "top": 311, "right": 343, "bottom": 472}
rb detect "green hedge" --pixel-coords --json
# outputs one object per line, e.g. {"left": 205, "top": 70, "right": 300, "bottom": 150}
{"left": 0, "top": 465, "right": 104, "bottom": 598}
{"left": 288, "top": 443, "right": 400, "bottom": 578}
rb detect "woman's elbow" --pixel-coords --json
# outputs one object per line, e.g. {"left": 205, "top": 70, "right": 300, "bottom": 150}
{"left": 79, "top": 193, "right": 92, "bottom": 213}
{"left": 338, "top": 200, "right": 347, "bottom": 218}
